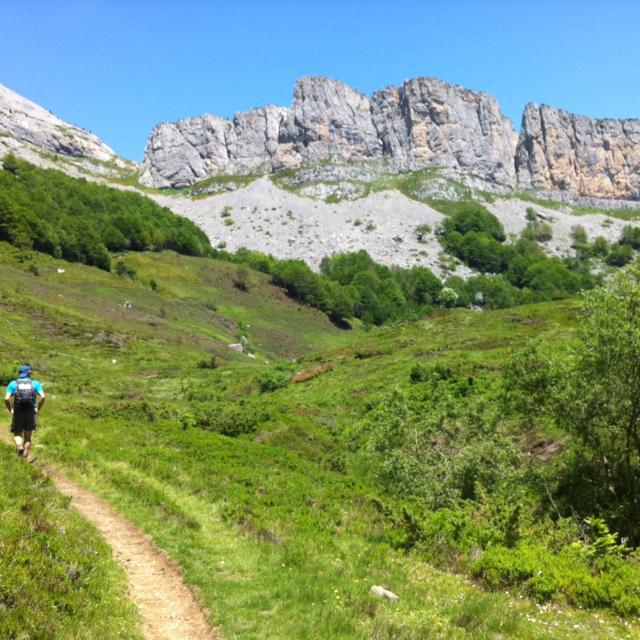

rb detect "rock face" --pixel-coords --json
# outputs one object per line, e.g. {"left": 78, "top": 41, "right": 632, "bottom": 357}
{"left": 140, "top": 76, "right": 518, "bottom": 189}
{"left": 0, "top": 83, "right": 118, "bottom": 162}
{"left": 375, "top": 78, "right": 517, "bottom": 186}
{"left": 516, "top": 104, "right": 640, "bottom": 200}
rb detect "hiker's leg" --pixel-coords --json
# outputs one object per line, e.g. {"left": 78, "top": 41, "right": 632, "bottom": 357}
{"left": 23, "top": 430, "right": 32, "bottom": 457}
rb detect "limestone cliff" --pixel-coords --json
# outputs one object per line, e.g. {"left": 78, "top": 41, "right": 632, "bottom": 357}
{"left": 140, "top": 76, "right": 518, "bottom": 189}
{"left": 0, "top": 83, "right": 118, "bottom": 163}
{"left": 516, "top": 103, "right": 640, "bottom": 200}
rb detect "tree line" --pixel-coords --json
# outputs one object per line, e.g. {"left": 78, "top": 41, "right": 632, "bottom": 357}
{"left": 0, "top": 155, "right": 211, "bottom": 270}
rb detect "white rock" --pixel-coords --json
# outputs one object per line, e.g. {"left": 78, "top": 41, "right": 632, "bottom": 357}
{"left": 370, "top": 585, "right": 399, "bottom": 601}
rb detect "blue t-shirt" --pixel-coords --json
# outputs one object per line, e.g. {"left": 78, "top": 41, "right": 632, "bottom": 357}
{"left": 6, "top": 377, "right": 44, "bottom": 406}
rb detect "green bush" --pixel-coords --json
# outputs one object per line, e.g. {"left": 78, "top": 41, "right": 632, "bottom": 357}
{"left": 439, "top": 205, "right": 506, "bottom": 241}
{"left": 620, "top": 225, "right": 640, "bottom": 249}
{"left": 472, "top": 541, "right": 640, "bottom": 615}
{"left": 257, "top": 369, "right": 289, "bottom": 392}
{"left": 605, "top": 243, "right": 634, "bottom": 266}
{"left": 191, "top": 403, "right": 264, "bottom": 436}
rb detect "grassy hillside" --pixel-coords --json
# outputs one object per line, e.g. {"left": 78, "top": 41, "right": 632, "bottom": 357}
{"left": 1, "top": 242, "right": 639, "bottom": 638}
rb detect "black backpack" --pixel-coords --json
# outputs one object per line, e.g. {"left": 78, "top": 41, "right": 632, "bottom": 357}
{"left": 14, "top": 378, "right": 35, "bottom": 409}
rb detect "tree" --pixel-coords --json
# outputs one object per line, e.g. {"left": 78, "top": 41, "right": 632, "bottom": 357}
{"left": 560, "top": 265, "right": 640, "bottom": 459}
{"left": 605, "top": 243, "right": 633, "bottom": 267}
{"left": 515, "top": 265, "right": 640, "bottom": 541}
{"left": 440, "top": 205, "right": 506, "bottom": 241}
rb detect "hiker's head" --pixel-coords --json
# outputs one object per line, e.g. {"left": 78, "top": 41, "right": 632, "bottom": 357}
{"left": 18, "top": 364, "right": 31, "bottom": 378}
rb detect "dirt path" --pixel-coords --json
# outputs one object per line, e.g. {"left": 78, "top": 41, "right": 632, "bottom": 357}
{"left": 46, "top": 467, "right": 219, "bottom": 640}
{"left": 3, "top": 432, "right": 219, "bottom": 640}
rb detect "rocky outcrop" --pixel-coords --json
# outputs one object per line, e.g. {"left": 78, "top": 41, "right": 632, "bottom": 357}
{"left": 376, "top": 78, "right": 517, "bottom": 186}
{"left": 276, "top": 77, "right": 383, "bottom": 167}
{"left": 141, "top": 77, "right": 640, "bottom": 202}
{"left": 141, "top": 76, "right": 518, "bottom": 189}
{"left": 516, "top": 104, "right": 640, "bottom": 200}
{"left": 0, "top": 83, "right": 118, "bottom": 163}
{"left": 139, "top": 107, "right": 287, "bottom": 189}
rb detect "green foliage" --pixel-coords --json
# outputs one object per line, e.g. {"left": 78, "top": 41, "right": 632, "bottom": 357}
{"left": 0, "top": 155, "right": 210, "bottom": 269}
{"left": 436, "top": 204, "right": 594, "bottom": 305}
{"left": 473, "top": 538, "right": 640, "bottom": 616}
{"left": 523, "top": 208, "right": 553, "bottom": 242}
{"left": 505, "top": 265, "right": 640, "bottom": 543}
{"left": 197, "top": 355, "right": 218, "bottom": 369}
{"left": 453, "top": 231, "right": 513, "bottom": 272}
{"left": 188, "top": 402, "right": 265, "bottom": 436}
{"left": 590, "top": 236, "right": 610, "bottom": 258}
{"left": 350, "top": 381, "right": 518, "bottom": 508}
{"left": 1, "top": 243, "right": 637, "bottom": 634}
{"left": 257, "top": 368, "right": 290, "bottom": 392}
{"left": 573, "top": 518, "right": 631, "bottom": 560}
{"left": 115, "top": 260, "right": 137, "bottom": 278}
{"left": 233, "top": 263, "right": 250, "bottom": 291}
{"left": 571, "top": 225, "right": 589, "bottom": 246}
{"left": 605, "top": 243, "right": 633, "bottom": 266}
{"left": 439, "top": 204, "right": 506, "bottom": 241}
{"left": 620, "top": 225, "right": 640, "bottom": 249}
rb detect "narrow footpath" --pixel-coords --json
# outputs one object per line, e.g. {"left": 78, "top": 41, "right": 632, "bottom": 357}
{"left": 46, "top": 468, "right": 219, "bottom": 640}
{"left": 2, "top": 433, "right": 219, "bottom": 640}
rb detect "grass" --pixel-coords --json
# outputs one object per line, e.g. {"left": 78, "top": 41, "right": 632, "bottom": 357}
{"left": 0, "top": 242, "right": 638, "bottom": 638}
{"left": 0, "top": 448, "right": 142, "bottom": 640}
{"left": 270, "top": 164, "right": 477, "bottom": 206}
{"left": 186, "top": 173, "right": 260, "bottom": 198}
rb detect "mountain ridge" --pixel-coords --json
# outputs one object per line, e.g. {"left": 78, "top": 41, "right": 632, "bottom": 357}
{"left": 139, "top": 75, "right": 640, "bottom": 202}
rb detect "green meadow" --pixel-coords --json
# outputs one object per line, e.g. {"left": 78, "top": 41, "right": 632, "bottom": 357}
{"left": 1, "top": 241, "right": 639, "bottom": 639}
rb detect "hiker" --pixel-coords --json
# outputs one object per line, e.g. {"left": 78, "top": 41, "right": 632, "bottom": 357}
{"left": 5, "top": 364, "right": 45, "bottom": 459}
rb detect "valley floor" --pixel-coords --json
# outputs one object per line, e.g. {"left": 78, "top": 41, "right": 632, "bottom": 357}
{"left": 1, "top": 244, "right": 639, "bottom": 639}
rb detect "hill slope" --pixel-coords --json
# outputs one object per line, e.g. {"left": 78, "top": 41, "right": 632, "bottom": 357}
{"left": 1, "top": 243, "right": 638, "bottom": 639}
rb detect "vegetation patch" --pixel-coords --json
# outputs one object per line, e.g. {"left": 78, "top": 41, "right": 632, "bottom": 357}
{"left": 0, "top": 155, "right": 211, "bottom": 270}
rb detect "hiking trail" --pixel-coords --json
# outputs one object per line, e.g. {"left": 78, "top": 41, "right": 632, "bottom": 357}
{"left": 3, "top": 434, "right": 219, "bottom": 640}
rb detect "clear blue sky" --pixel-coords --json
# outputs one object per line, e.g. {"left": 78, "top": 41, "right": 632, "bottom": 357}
{"left": 2, "top": 0, "right": 639, "bottom": 161}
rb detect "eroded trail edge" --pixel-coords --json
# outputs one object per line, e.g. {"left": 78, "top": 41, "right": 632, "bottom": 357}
{"left": 46, "top": 466, "right": 219, "bottom": 640}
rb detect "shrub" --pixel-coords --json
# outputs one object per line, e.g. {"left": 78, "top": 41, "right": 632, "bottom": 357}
{"left": 233, "top": 264, "right": 250, "bottom": 291}
{"left": 620, "top": 225, "right": 640, "bottom": 249}
{"left": 590, "top": 236, "right": 609, "bottom": 258}
{"left": 197, "top": 356, "right": 218, "bottom": 369}
{"left": 437, "top": 286, "right": 459, "bottom": 307}
{"left": 415, "top": 223, "right": 431, "bottom": 242}
{"left": 115, "top": 261, "right": 137, "bottom": 278}
{"left": 257, "top": 369, "right": 289, "bottom": 392}
{"left": 571, "top": 225, "right": 589, "bottom": 246}
{"left": 440, "top": 205, "right": 506, "bottom": 242}
{"left": 605, "top": 243, "right": 633, "bottom": 266}
{"left": 190, "top": 403, "right": 264, "bottom": 436}
{"left": 457, "top": 232, "right": 512, "bottom": 273}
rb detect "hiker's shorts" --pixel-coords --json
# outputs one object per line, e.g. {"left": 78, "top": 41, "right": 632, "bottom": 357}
{"left": 11, "top": 409, "right": 36, "bottom": 434}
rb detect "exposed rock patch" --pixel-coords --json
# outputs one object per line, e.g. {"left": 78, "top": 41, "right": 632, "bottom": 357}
{"left": 0, "top": 83, "right": 121, "bottom": 164}
{"left": 516, "top": 103, "right": 640, "bottom": 200}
